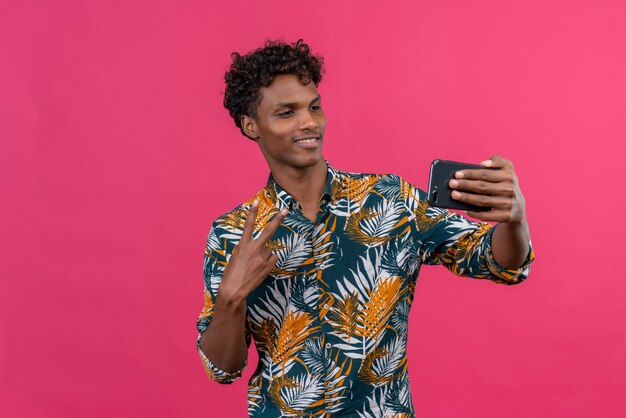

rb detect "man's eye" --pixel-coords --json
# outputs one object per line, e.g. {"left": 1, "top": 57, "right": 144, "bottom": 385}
{"left": 278, "top": 111, "right": 293, "bottom": 117}
{"left": 311, "top": 105, "right": 322, "bottom": 111}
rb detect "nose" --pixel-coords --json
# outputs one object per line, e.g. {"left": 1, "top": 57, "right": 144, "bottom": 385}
{"left": 299, "top": 109, "right": 318, "bottom": 131}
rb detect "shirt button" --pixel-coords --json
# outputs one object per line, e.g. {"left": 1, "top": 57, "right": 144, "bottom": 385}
{"left": 319, "top": 265, "right": 326, "bottom": 270}
{"left": 325, "top": 343, "right": 331, "bottom": 350}
{"left": 323, "top": 304, "right": 329, "bottom": 310}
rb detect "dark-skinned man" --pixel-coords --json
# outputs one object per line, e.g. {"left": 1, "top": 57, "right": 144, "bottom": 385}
{"left": 197, "top": 39, "right": 534, "bottom": 418}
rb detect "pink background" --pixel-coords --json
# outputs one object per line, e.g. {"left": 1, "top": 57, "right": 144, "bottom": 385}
{"left": 2, "top": 1, "right": 625, "bottom": 417}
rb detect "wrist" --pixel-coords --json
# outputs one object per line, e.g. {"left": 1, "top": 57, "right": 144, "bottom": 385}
{"left": 498, "top": 217, "right": 529, "bottom": 235}
{"left": 215, "top": 294, "right": 247, "bottom": 314}
{"left": 215, "top": 281, "right": 248, "bottom": 311}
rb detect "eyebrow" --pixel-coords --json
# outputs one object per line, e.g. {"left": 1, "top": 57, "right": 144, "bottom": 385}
{"left": 273, "top": 95, "right": 321, "bottom": 108}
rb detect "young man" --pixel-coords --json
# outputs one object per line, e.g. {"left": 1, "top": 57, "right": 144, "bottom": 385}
{"left": 197, "top": 39, "right": 533, "bottom": 417}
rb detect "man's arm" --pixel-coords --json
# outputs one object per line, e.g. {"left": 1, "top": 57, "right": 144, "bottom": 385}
{"left": 448, "top": 154, "right": 531, "bottom": 269}
{"left": 491, "top": 220, "right": 530, "bottom": 269}
{"left": 198, "top": 199, "right": 288, "bottom": 381}
{"left": 199, "top": 293, "right": 249, "bottom": 375}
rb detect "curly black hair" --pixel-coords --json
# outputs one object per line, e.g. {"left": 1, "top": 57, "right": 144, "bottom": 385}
{"left": 223, "top": 39, "right": 325, "bottom": 139}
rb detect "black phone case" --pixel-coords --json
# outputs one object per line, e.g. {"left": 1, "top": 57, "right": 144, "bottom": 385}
{"left": 427, "top": 160, "right": 496, "bottom": 212}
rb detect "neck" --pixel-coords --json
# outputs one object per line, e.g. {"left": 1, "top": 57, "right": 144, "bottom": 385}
{"left": 269, "top": 159, "right": 328, "bottom": 206}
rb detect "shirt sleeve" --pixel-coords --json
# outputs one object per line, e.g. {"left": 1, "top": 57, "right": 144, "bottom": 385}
{"left": 401, "top": 178, "right": 534, "bottom": 285}
{"left": 196, "top": 222, "right": 251, "bottom": 384}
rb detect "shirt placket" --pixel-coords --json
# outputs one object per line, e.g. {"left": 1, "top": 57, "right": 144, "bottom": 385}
{"left": 269, "top": 172, "right": 338, "bottom": 415}
{"left": 290, "top": 193, "right": 333, "bottom": 413}
{"left": 311, "top": 194, "right": 337, "bottom": 413}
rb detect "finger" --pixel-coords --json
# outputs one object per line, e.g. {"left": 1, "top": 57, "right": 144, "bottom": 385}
{"left": 261, "top": 254, "right": 279, "bottom": 276}
{"left": 449, "top": 179, "right": 514, "bottom": 198}
{"left": 465, "top": 209, "right": 512, "bottom": 223}
{"left": 451, "top": 191, "right": 513, "bottom": 209}
{"left": 480, "top": 158, "right": 495, "bottom": 168}
{"left": 267, "top": 253, "right": 279, "bottom": 266}
{"left": 260, "top": 244, "right": 275, "bottom": 261}
{"left": 486, "top": 154, "right": 513, "bottom": 169}
{"left": 455, "top": 167, "right": 512, "bottom": 183}
{"left": 241, "top": 198, "right": 260, "bottom": 242}
{"left": 256, "top": 208, "right": 289, "bottom": 245}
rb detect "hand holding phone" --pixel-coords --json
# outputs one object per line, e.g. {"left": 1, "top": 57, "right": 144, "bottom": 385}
{"left": 427, "top": 155, "right": 526, "bottom": 224}
{"left": 428, "top": 160, "right": 499, "bottom": 212}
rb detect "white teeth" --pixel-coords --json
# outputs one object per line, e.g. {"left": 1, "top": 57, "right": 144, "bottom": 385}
{"left": 296, "top": 138, "right": 317, "bottom": 143}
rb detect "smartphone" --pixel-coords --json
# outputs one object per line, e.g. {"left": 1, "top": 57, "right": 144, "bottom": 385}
{"left": 427, "top": 159, "right": 497, "bottom": 212}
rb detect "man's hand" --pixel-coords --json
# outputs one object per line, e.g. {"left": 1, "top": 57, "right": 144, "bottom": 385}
{"left": 449, "top": 154, "right": 530, "bottom": 269}
{"left": 200, "top": 199, "right": 287, "bottom": 375}
{"left": 449, "top": 154, "right": 526, "bottom": 224}
{"left": 217, "top": 199, "right": 289, "bottom": 304}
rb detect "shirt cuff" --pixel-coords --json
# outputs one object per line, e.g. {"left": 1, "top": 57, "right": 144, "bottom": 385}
{"left": 483, "top": 226, "right": 535, "bottom": 285}
{"left": 196, "top": 335, "right": 246, "bottom": 384}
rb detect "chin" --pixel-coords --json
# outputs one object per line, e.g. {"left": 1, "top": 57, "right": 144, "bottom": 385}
{"left": 302, "top": 153, "right": 324, "bottom": 166}
{"left": 291, "top": 155, "right": 324, "bottom": 168}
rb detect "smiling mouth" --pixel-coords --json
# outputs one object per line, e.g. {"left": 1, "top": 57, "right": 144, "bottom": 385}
{"left": 293, "top": 136, "right": 321, "bottom": 143}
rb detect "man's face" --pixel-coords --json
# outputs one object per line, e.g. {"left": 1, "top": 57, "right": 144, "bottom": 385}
{"left": 245, "top": 74, "right": 326, "bottom": 172}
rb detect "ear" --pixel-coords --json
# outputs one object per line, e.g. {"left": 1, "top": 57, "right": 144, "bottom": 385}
{"left": 241, "top": 115, "right": 259, "bottom": 140}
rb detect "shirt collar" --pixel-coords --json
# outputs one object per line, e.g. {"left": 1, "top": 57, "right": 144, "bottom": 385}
{"left": 265, "top": 160, "right": 341, "bottom": 212}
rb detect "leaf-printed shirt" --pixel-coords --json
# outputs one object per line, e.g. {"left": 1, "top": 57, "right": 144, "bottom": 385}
{"left": 197, "top": 160, "right": 534, "bottom": 418}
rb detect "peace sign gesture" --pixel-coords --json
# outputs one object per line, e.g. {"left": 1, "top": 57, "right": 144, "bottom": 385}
{"left": 217, "top": 199, "right": 289, "bottom": 304}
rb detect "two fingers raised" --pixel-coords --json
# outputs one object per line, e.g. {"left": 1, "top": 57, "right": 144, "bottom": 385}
{"left": 242, "top": 198, "right": 289, "bottom": 246}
